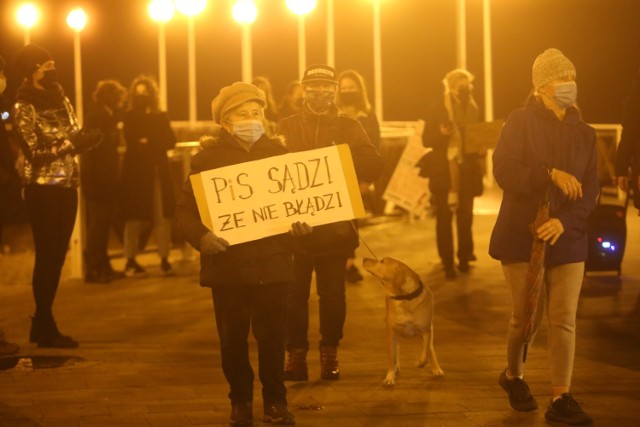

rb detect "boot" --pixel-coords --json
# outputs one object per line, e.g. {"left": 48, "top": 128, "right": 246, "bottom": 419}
{"left": 284, "top": 348, "right": 308, "bottom": 381}
{"left": 30, "top": 316, "right": 79, "bottom": 349}
{"left": 319, "top": 344, "right": 340, "bottom": 380}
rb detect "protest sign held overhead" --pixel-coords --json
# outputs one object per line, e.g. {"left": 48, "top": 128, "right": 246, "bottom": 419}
{"left": 190, "top": 144, "right": 365, "bottom": 245}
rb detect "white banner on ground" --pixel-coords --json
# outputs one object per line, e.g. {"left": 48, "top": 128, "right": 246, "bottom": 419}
{"left": 190, "top": 144, "right": 365, "bottom": 245}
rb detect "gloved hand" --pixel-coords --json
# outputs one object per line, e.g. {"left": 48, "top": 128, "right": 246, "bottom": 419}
{"left": 70, "top": 127, "right": 104, "bottom": 153}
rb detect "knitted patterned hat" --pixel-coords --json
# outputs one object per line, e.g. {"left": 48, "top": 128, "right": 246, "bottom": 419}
{"left": 211, "top": 82, "right": 265, "bottom": 124}
{"left": 532, "top": 48, "right": 576, "bottom": 89}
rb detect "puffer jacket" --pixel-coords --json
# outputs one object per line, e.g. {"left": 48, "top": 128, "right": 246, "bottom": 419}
{"left": 12, "top": 83, "right": 79, "bottom": 187}
{"left": 489, "top": 97, "right": 598, "bottom": 266}
{"left": 174, "top": 128, "right": 296, "bottom": 288}
{"left": 275, "top": 105, "right": 383, "bottom": 255}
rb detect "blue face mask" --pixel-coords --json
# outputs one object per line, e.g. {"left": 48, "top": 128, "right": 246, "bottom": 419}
{"left": 231, "top": 119, "right": 265, "bottom": 144}
{"left": 552, "top": 81, "right": 577, "bottom": 108}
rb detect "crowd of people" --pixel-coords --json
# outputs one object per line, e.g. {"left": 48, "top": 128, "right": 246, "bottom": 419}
{"left": 1, "top": 41, "right": 639, "bottom": 426}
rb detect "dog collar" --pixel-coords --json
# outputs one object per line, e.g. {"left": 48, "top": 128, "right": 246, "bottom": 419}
{"left": 390, "top": 280, "right": 424, "bottom": 301}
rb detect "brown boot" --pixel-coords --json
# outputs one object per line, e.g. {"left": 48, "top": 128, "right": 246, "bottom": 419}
{"left": 319, "top": 344, "right": 340, "bottom": 380}
{"left": 284, "top": 348, "right": 308, "bottom": 381}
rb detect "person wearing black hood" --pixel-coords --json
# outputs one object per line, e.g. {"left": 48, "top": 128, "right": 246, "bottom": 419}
{"left": 615, "top": 69, "right": 640, "bottom": 212}
{"left": 276, "top": 64, "right": 383, "bottom": 382}
{"left": 0, "top": 54, "right": 21, "bottom": 356}
{"left": 82, "top": 80, "right": 128, "bottom": 283}
{"left": 11, "top": 44, "right": 84, "bottom": 348}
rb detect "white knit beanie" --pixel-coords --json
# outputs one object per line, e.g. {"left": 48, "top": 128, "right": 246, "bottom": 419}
{"left": 532, "top": 48, "right": 576, "bottom": 90}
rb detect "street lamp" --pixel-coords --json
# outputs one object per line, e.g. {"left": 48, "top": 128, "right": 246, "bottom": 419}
{"left": 372, "top": 0, "right": 383, "bottom": 121}
{"left": 16, "top": 2, "right": 38, "bottom": 45}
{"left": 175, "top": 0, "right": 207, "bottom": 125}
{"left": 232, "top": 0, "right": 258, "bottom": 83}
{"left": 66, "top": 7, "right": 87, "bottom": 280}
{"left": 66, "top": 7, "right": 87, "bottom": 126}
{"left": 286, "top": 0, "right": 317, "bottom": 80}
{"left": 148, "top": 0, "right": 174, "bottom": 111}
{"left": 456, "top": 0, "right": 467, "bottom": 69}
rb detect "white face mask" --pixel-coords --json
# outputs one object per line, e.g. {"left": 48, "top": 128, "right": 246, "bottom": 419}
{"left": 552, "top": 81, "right": 577, "bottom": 108}
{"left": 230, "top": 119, "right": 265, "bottom": 144}
{"left": 0, "top": 77, "right": 7, "bottom": 95}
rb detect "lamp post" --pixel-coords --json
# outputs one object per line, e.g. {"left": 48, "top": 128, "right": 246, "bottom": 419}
{"left": 286, "top": 0, "right": 317, "bottom": 80}
{"left": 455, "top": 0, "right": 467, "bottom": 69}
{"left": 66, "top": 7, "right": 87, "bottom": 280}
{"left": 16, "top": 2, "right": 38, "bottom": 45}
{"left": 372, "top": 0, "right": 383, "bottom": 121}
{"left": 326, "top": 0, "right": 334, "bottom": 67}
{"left": 66, "top": 8, "right": 87, "bottom": 126}
{"left": 148, "top": 0, "right": 175, "bottom": 111}
{"left": 482, "top": 0, "right": 493, "bottom": 122}
{"left": 175, "top": 0, "right": 207, "bottom": 125}
{"left": 232, "top": 0, "right": 258, "bottom": 83}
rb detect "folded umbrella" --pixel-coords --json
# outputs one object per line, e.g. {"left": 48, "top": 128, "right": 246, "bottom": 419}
{"left": 522, "top": 197, "right": 550, "bottom": 363}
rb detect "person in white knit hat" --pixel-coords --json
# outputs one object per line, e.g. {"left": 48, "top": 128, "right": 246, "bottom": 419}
{"left": 489, "top": 48, "right": 596, "bottom": 425}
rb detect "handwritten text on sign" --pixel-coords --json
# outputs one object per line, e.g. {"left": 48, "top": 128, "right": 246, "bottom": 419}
{"left": 190, "top": 144, "right": 365, "bottom": 245}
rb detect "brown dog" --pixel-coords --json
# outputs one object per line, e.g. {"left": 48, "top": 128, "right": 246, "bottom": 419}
{"left": 362, "top": 257, "right": 444, "bottom": 386}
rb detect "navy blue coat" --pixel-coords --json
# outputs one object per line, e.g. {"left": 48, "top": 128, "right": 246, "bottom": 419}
{"left": 489, "top": 98, "right": 598, "bottom": 266}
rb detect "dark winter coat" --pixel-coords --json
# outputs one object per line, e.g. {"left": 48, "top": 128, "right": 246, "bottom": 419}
{"left": 420, "top": 96, "right": 484, "bottom": 196}
{"left": 120, "top": 109, "right": 176, "bottom": 221}
{"left": 0, "top": 97, "right": 24, "bottom": 223}
{"left": 81, "top": 106, "right": 121, "bottom": 201}
{"left": 615, "top": 69, "right": 640, "bottom": 208}
{"left": 489, "top": 98, "right": 599, "bottom": 267}
{"left": 275, "top": 105, "right": 383, "bottom": 255}
{"left": 174, "top": 129, "right": 295, "bottom": 288}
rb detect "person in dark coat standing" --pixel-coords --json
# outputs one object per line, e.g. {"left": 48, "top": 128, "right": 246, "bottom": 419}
{"left": 82, "top": 80, "right": 127, "bottom": 283}
{"left": 175, "top": 82, "right": 311, "bottom": 426}
{"left": 489, "top": 48, "right": 597, "bottom": 425}
{"left": 120, "top": 75, "right": 176, "bottom": 277}
{"left": 0, "top": 54, "right": 21, "bottom": 356}
{"left": 421, "top": 68, "right": 483, "bottom": 279}
{"left": 615, "top": 69, "right": 640, "bottom": 212}
{"left": 276, "top": 64, "right": 383, "bottom": 382}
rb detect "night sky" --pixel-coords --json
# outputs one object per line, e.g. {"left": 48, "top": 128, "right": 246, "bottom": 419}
{"left": 1, "top": 0, "right": 639, "bottom": 125}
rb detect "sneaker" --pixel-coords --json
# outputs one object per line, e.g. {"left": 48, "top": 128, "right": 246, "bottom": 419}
{"left": 345, "top": 264, "right": 364, "bottom": 283}
{"left": 124, "top": 259, "right": 147, "bottom": 278}
{"left": 161, "top": 258, "right": 175, "bottom": 276}
{"left": 499, "top": 369, "right": 538, "bottom": 412}
{"left": 263, "top": 402, "right": 295, "bottom": 425}
{"left": 545, "top": 393, "right": 592, "bottom": 425}
{"left": 230, "top": 402, "right": 253, "bottom": 426}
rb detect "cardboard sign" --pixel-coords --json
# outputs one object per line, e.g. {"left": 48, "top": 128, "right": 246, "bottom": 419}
{"left": 382, "top": 120, "right": 431, "bottom": 215}
{"left": 464, "top": 120, "right": 504, "bottom": 153}
{"left": 190, "top": 144, "right": 365, "bottom": 245}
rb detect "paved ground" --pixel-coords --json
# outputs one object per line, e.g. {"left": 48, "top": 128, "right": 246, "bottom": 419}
{"left": 1, "top": 188, "right": 639, "bottom": 427}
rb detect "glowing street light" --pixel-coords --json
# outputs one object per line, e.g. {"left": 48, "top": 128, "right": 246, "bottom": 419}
{"left": 232, "top": 0, "right": 258, "bottom": 83}
{"left": 456, "top": 0, "right": 467, "bottom": 69}
{"left": 286, "top": 0, "right": 317, "bottom": 79}
{"left": 17, "top": 2, "right": 39, "bottom": 45}
{"left": 66, "top": 8, "right": 87, "bottom": 126}
{"left": 149, "top": 0, "right": 175, "bottom": 111}
{"left": 175, "top": 0, "right": 207, "bottom": 125}
{"left": 66, "top": 7, "right": 88, "bottom": 280}
{"left": 372, "top": 0, "right": 383, "bottom": 121}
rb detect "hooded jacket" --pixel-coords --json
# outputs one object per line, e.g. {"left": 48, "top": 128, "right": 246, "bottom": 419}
{"left": 174, "top": 128, "right": 295, "bottom": 288}
{"left": 275, "top": 105, "right": 383, "bottom": 255}
{"left": 489, "top": 97, "right": 598, "bottom": 266}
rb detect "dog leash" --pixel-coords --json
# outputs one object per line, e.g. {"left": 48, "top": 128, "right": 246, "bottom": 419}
{"left": 350, "top": 220, "right": 379, "bottom": 261}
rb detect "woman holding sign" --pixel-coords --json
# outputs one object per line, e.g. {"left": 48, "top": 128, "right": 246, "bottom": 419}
{"left": 175, "top": 82, "right": 310, "bottom": 426}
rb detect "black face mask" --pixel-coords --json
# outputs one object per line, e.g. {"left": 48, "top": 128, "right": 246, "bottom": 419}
{"left": 456, "top": 87, "right": 471, "bottom": 100}
{"left": 339, "top": 91, "right": 359, "bottom": 106}
{"left": 40, "top": 69, "right": 58, "bottom": 88}
{"left": 305, "top": 91, "right": 336, "bottom": 114}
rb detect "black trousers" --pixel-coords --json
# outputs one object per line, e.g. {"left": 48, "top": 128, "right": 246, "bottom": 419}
{"left": 286, "top": 253, "right": 348, "bottom": 349}
{"left": 84, "top": 196, "right": 116, "bottom": 272}
{"left": 211, "top": 282, "right": 288, "bottom": 406}
{"left": 432, "top": 188, "right": 475, "bottom": 267}
{"left": 24, "top": 185, "right": 77, "bottom": 320}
